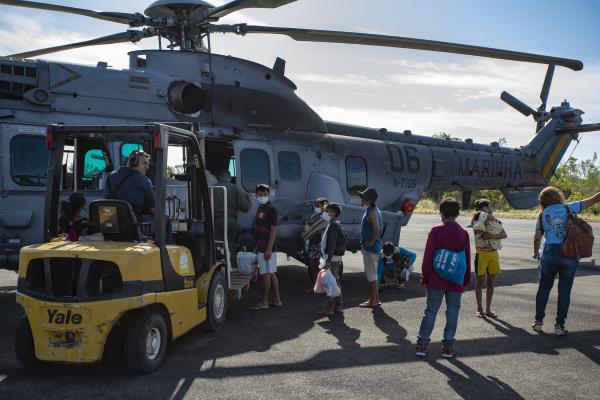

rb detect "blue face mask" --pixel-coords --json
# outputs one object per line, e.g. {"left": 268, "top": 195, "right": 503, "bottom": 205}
{"left": 321, "top": 213, "right": 332, "bottom": 222}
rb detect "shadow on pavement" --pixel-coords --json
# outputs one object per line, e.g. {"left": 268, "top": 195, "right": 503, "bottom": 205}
{"left": 0, "top": 263, "right": 599, "bottom": 399}
{"left": 429, "top": 358, "right": 525, "bottom": 400}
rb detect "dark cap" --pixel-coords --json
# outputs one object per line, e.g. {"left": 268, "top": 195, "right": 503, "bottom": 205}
{"left": 359, "top": 187, "right": 378, "bottom": 203}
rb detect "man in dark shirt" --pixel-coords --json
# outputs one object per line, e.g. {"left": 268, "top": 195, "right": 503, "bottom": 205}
{"left": 249, "top": 184, "right": 281, "bottom": 310}
{"left": 104, "top": 150, "right": 155, "bottom": 215}
{"left": 103, "top": 150, "right": 172, "bottom": 242}
{"left": 213, "top": 170, "right": 251, "bottom": 268}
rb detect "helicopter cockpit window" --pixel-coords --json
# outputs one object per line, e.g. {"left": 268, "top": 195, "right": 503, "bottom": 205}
{"left": 346, "top": 156, "right": 368, "bottom": 194}
{"left": 120, "top": 143, "right": 144, "bottom": 166}
{"left": 278, "top": 151, "right": 301, "bottom": 181}
{"left": 10, "top": 135, "right": 48, "bottom": 186}
{"left": 240, "top": 149, "right": 270, "bottom": 192}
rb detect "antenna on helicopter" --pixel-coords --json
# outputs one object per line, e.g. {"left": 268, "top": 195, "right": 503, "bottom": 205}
{"left": 500, "top": 64, "right": 555, "bottom": 132}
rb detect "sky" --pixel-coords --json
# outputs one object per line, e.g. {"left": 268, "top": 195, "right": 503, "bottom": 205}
{"left": 1, "top": 0, "right": 599, "bottom": 164}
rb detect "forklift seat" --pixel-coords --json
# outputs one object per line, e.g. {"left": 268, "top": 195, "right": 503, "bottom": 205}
{"left": 89, "top": 199, "right": 143, "bottom": 242}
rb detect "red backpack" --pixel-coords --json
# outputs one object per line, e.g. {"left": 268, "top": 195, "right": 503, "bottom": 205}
{"left": 561, "top": 206, "right": 595, "bottom": 260}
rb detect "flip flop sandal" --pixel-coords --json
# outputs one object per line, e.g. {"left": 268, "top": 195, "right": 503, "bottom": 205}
{"left": 249, "top": 303, "right": 269, "bottom": 310}
{"left": 476, "top": 311, "right": 485, "bottom": 318}
{"left": 485, "top": 312, "right": 498, "bottom": 319}
{"left": 359, "top": 301, "right": 377, "bottom": 308}
{"left": 269, "top": 302, "right": 283, "bottom": 308}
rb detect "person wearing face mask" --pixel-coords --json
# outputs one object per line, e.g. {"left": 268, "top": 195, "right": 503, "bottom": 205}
{"left": 317, "top": 203, "right": 345, "bottom": 316}
{"left": 250, "top": 184, "right": 282, "bottom": 310}
{"left": 358, "top": 187, "right": 383, "bottom": 308}
{"left": 301, "top": 197, "right": 329, "bottom": 293}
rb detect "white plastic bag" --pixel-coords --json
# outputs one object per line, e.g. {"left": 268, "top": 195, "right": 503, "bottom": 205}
{"left": 320, "top": 269, "right": 341, "bottom": 298}
{"left": 237, "top": 252, "right": 258, "bottom": 275}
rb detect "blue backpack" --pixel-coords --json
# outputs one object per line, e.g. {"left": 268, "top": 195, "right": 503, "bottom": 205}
{"left": 433, "top": 248, "right": 467, "bottom": 285}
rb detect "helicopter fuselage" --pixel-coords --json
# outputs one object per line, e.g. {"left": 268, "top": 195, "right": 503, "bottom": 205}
{"left": 0, "top": 49, "right": 578, "bottom": 267}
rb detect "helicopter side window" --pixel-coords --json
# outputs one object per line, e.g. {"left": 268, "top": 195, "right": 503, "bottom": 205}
{"left": 10, "top": 135, "right": 48, "bottom": 186}
{"left": 277, "top": 151, "right": 302, "bottom": 181}
{"left": 346, "top": 156, "right": 368, "bottom": 194}
{"left": 82, "top": 149, "right": 107, "bottom": 183}
{"left": 120, "top": 143, "right": 144, "bottom": 166}
{"left": 59, "top": 139, "right": 111, "bottom": 191}
{"left": 240, "top": 149, "right": 270, "bottom": 192}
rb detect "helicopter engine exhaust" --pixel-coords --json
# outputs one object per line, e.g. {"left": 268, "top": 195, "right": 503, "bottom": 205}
{"left": 168, "top": 81, "right": 206, "bottom": 115}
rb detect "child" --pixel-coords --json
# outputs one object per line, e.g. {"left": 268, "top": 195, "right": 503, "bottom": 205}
{"left": 378, "top": 242, "right": 398, "bottom": 287}
{"left": 378, "top": 242, "right": 417, "bottom": 288}
{"left": 249, "top": 184, "right": 282, "bottom": 310}
{"left": 416, "top": 197, "right": 471, "bottom": 358}
{"left": 58, "top": 192, "right": 88, "bottom": 241}
{"left": 317, "top": 203, "right": 345, "bottom": 316}
{"left": 471, "top": 199, "right": 507, "bottom": 319}
{"left": 302, "top": 197, "right": 329, "bottom": 293}
{"left": 394, "top": 247, "right": 417, "bottom": 287}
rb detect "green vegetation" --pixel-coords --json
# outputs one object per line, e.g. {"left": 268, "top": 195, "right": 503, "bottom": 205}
{"left": 417, "top": 153, "right": 600, "bottom": 222}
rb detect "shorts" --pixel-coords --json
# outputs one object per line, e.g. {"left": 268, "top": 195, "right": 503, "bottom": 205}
{"left": 258, "top": 252, "right": 277, "bottom": 275}
{"left": 475, "top": 250, "right": 501, "bottom": 276}
{"left": 362, "top": 251, "right": 379, "bottom": 283}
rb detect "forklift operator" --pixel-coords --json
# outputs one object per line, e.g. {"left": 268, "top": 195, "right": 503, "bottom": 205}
{"left": 104, "top": 150, "right": 156, "bottom": 215}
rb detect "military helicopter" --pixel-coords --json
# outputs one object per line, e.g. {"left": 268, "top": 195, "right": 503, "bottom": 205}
{"left": 1, "top": 0, "right": 599, "bottom": 270}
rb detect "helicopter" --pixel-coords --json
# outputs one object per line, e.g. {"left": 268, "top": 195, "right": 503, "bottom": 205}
{"left": 1, "top": 0, "right": 599, "bottom": 271}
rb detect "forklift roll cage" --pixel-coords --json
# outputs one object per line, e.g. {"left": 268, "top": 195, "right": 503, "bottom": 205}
{"left": 43, "top": 123, "right": 216, "bottom": 288}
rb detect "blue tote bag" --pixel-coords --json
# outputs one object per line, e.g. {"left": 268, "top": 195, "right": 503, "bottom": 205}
{"left": 433, "top": 248, "right": 467, "bottom": 285}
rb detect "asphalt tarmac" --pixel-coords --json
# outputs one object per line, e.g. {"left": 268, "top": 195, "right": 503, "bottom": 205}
{"left": 0, "top": 214, "right": 599, "bottom": 399}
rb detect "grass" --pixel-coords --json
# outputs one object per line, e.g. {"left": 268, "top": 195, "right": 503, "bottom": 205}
{"left": 414, "top": 199, "right": 600, "bottom": 222}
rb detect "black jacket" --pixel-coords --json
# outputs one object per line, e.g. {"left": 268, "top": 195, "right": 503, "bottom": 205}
{"left": 323, "top": 221, "right": 345, "bottom": 261}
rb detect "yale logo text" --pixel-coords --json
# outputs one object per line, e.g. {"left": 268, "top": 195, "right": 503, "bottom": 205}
{"left": 47, "top": 309, "right": 83, "bottom": 325}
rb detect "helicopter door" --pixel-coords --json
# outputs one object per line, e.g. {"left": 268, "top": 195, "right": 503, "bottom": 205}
{"left": 204, "top": 139, "right": 234, "bottom": 185}
{"left": 0, "top": 124, "right": 48, "bottom": 267}
{"left": 233, "top": 140, "right": 274, "bottom": 231}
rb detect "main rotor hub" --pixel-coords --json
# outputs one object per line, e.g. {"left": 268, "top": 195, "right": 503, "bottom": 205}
{"left": 144, "top": 0, "right": 214, "bottom": 18}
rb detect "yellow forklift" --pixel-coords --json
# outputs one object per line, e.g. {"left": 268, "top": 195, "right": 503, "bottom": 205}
{"left": 15, "top": 123, "right": 229, "bottom": 373}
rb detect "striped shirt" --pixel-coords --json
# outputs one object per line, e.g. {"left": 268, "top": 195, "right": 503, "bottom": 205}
{"left": 254, "top": 202, "right": 278, "bottom": 252}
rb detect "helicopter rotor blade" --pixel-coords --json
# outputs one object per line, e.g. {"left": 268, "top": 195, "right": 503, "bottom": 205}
{"left": 208, "top": 24, "right": 583, "bottom": 71}
{"left": 7, "top": 29, "right": 155, "bottom": 59}
{"left": 0, "top": 0, "right": 144, "bottom": 25}
{"left": 539, "top": 64, "right": 555, "bottom": 109}
{"left": 501, "top": 91, "right": 536, "bottom": 117}
{"left": 190, "top": 0, "right": 296, "bottom": 25}
{"left": 556, "top": 123, "right": 600, "bottom": 134}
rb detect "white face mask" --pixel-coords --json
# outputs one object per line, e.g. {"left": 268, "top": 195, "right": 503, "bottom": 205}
{"left": 314, "top": 207, "right": 322, "bottom": 214}
{"left": 321, "top": 213, "right": 331, "bottom": 222}
{"left": 257, "top": 196, "right": 269, "bottom": 205}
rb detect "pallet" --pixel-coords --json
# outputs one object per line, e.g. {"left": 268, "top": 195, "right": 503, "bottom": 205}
{"left": 229, "top": 269, "right": 256, "bottom": 300}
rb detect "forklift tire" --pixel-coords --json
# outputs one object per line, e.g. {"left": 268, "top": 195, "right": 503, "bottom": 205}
{"left": 206, "top": 271, "right": 228, "bottom": 332}
{"left": 15, "top": 315, "right": 40, "bottom": 368}
{"left": 124, "top": 310, "right": 168, "bottom": 374}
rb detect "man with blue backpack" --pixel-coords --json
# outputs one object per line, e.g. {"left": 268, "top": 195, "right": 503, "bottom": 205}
{"left": 416, "top": 197, "right": 471, "bottom": 359}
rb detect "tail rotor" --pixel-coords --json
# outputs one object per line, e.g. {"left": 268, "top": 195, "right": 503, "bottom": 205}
{"left": 501, "top": 64, "right": 555, "bottom": 132}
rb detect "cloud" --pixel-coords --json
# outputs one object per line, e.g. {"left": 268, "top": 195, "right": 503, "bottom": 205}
{"left": 294, "top": 73, "right": 381, "bottom": 87}
{"left": 0, "top": 12, "right": 147, "bottom": 69}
